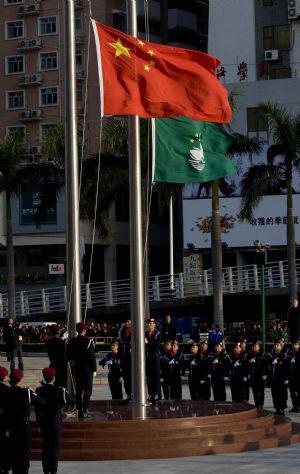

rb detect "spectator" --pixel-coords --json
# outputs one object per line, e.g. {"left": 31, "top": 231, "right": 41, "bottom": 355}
{"left": 161, "top": 315, "right": 177, "bottom": 342}
{"left": 287, "top": 299, "right": 300, "bottom": 342}
{"left": 3, "top": 320, "right": 24, "bottom": 371}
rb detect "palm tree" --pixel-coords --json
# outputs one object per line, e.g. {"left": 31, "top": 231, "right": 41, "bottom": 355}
{"left": 0, "top": 130, "right": 64, "bottom": 318}
{"left": 240, "top": 102, "right": 300, "bottom": 303}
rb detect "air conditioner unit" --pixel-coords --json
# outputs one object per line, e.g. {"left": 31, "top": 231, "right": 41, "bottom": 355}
{"left": 288, "top": 0, "right": 299, "bottom": 19}
{"left": 30, "top": 146, "right": 42, "bottom": 154}
{"left": 265, "top": 49, "right": 279, "bottom": 61}
{"left": 31, "top": 110, "right": 37, "bottom": 117}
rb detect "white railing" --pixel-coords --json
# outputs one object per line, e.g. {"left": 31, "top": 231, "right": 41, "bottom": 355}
{"left": 0, "top": 260, "right": 298, "bottom": 318}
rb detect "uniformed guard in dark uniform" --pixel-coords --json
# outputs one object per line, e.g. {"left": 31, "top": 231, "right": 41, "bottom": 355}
{"left": 286, "top": 340, "right": 300, "bottom": 412}
{"left": 185, "top": 343, "right": 201, "bottom": 400}
{"left": 162, "top": 341, "right": 185, "bottom": 400}
{"left": 160, "top": 340, "right": 172, "bottom": 399}
{"left": 265, "top": 342, "right": 288, "bottom": 415}
{"left": 240, "top": 340, "right": 250, "bottom": 402}
{"left": 145, "top": 318, "right": 161, "bottom": 403}
{"left": 0, "top": 367, "right": 11, "bottom": 474}
{"left": 66, "top": 322, "right": 97, "bottom": 418}
{"left": 35, "top": 367, "right": 70, "bottom": 474}
{"left": 99, "top": 342, "right": 123, "bottom": 400}
{"left": 208, "top": 343, "right": 229, "bottom": 401}
{"left": 244, "top": 342, "right": 266, "bottom": 409}
{"left": 198, "top": 340, "right": 211, "bottom": 400}
{"left": 119, "top": 320, "right": 132, "bottom": 401}
{"left": 45, "top": 324, "right": 67, "bottom": 388}
{"left": 4, "top": 369, "right": 44, "bottom": 474}
{"left": 228, "top": 343, "right": 247, "bottom": 403}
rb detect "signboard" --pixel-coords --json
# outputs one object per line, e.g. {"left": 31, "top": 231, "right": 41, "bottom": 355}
{"left": 183, "top": 254, "right": 202, "bottom": 281}
{"left": 49, "top": 263, "right": 65, "bottom": 275}
{"left": 19, "top": 185, "right": 57, "bottom": 225}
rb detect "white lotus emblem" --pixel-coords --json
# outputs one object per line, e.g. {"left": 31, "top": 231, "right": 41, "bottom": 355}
{"left": 189, "top": 142, "right": 205, "bottom": 172}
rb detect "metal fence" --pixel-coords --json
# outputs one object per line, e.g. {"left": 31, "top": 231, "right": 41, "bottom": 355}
{"left": 0, "top": 260, "right": 297, "bottom": 318}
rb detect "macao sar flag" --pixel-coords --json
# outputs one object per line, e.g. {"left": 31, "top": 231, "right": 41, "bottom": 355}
{"left": 152, "top": 117, "right": 237, "bottom": 184}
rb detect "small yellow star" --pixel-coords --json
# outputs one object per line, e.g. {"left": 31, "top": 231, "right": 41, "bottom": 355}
{"left": 147, "top": 49, "right": 155, "bottom": 56}
{"left": 190, "top": 139, "right": 195, "bottom": 143}
{"left": 144, "top": 64, "right": 151, "bottom": 72}
{"left": 138, "top": 40, "right": 145, "bottom": 46}
{"left": 109, "top": 38, "right": 131, "bottom": 58}
{"left": 195, "top": 133, "right": 200, "bottom": 138}
{"left": 149, "top": 60, "right": 156, "bottom": 66}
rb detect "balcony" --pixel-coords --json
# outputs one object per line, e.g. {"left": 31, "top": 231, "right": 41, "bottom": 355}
{"left": 18, "top": 3, "right": 41, "bottom": 15}
{"left": 76, "top": 70, "right": 85, "bottom": 81}
{"left": 75, "top": 0, "right": 83, "bottom": 9}
{"left": 19, "top": 74, "right": 43, "bottom": 86}
{"left": 20, "top": 109, "right": 44, "bottom": 121}
{"left": 17, "top": 38, "right": 42, "bottom": 51}
{"left": 23, "top": 145, "right": 42, "bottom": 158}
{"left": 75, "top": 35, "right": 84, "bottom": 45}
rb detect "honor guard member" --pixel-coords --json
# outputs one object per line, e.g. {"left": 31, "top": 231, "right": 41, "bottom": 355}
{"left": 145, "top": 318, "right": 161, "bottom": 403}
{"left": 35, "top": 368, "right": 71, "bottom": 474}
{"left": 185, "top": 343, "right": 201, "bottom": 400}
{"left": 198, "top": 340, "right": 211, "bottom": 400}
{"left": 66, "top": 322, "right": 97, "bottom": 419}
{"left": 5, "top": 369, "right": 44, "bottom": 474}
{"left": 240, "top": 340, "right": 249, "bottom": 402}
{"left": 163, "top": 341, "right": 185, "bottom": 400}
{"left": 286, "top": 340, "right": 300, "bottom": 412}
{"left": 208, "top": 343, "right": 229, "bottom": 402}
{"left": 244, "top": 343, "right": 266, "bottom": 409}
{"left": 99, "top": 342, "right": 123, "bottom": 400}
{"left": 45, "top": 324, "right": 67, "bottom": 388}
{"left": 119, "top": 320, "right": 132, "bottom": 401}
{"left": 228, "top": 343, "right": 247, "bottom": 403}
{"left": 160, "top": 340, "right": 172, "bottom": 400}
{"left": 265, "top": 342, "right": 288, "bottom": 415}
{"left": 0, "top": 367, "right": 11, "bottom": 474}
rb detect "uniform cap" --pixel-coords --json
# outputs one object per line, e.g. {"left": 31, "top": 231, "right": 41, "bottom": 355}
{"left": 42, "top": 367, "right": 56, "bottom": 379}
{"left": 10, "top": 369, "right": 24, "bottom": 381}
{"left": 146, "top": 318, "right": 156, "bottom": 324}
{"left": 0, "top": 366, "right": 8, "bottom": 378}
{"left": 76, "top": 322, "right": 87, "bottom": 332}
{"left": 49, "top": 324, "right": 60, "bottom": 335}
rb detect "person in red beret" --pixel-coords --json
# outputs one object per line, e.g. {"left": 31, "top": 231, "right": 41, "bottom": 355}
{"left": 4, "top": 369, "right": 44, "bottom": 474}
{"left": 66, "top": 321, "right": 96, "bottom": 418}
{"left": 35, "top": 367, "right": 72, "bottom": 474}
{"left": 45, "top": 324, "right": 67, "bottom": 388}
{"left": 0, "top": 366, "right": 11, "bottom": 474}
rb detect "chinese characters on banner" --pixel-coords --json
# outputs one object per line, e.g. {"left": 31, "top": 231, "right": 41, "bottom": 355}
{"left": 183, "top": 254, "right": 202, "bottom": 282}
{"left": 237, "top": 61, "right": 248, "bottom": 82}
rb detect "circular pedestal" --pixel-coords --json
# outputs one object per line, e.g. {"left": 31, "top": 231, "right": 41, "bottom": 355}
{"left": 31, "top": 400, "right": 300, "bottom": 460}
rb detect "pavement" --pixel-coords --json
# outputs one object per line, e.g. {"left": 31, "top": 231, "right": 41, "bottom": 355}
{"left": 2, "top": 355, "right": 300, "bottom": 474}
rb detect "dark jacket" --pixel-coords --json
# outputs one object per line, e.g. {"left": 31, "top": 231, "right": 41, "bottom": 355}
{"left": 287, "top": 306, "right": 300, "bottom": 342}
{"left": 35, "top": 383, "right": 69, "bottom": 421}
{"left": 4, "top": 386, "right": 44, "bottom": 423}
{"left": 161, "top": 322, "right": 177, "bottom": 342}
{"left": 45, "top": 337, "right": 66, "bottom": 368}
{"left": 145, "top": 330, "right": 161, "bottom": 359}
{"left": 66, "top": 335, "right": 97, "bottom": 374}
{"left": 3, "top": 325, "right": 23, "bottom": 350}
{"left": 99, "top": 352, "right": 123, "bottom": 379}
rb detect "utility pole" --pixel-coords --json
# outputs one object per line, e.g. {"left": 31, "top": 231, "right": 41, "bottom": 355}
{"left": 169, "top": 194, "right": 174, "bottom": 289}
{"left": 65, "top": 0, "right": 82, "bottom": 337}
{"left": 127, "top": 0, "right": 147, "bottom": 406}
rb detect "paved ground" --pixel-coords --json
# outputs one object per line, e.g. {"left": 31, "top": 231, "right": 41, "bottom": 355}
{"left": 2, "top": 355, "right": 300, "bottom": 473}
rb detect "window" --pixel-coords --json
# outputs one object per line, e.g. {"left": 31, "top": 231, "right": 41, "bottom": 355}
{"left": 39, "top": 16, "right": 57, "bottom": 36}
{"left": 40, "top": 87, "right": 58, "bottom": 106}
{"left": 76, "top": 50, "right": 83, "bottom": 67}
{"left": 6, "top": 55, "right": 24, "bottom": 74}
{"left": 76, "top": 83, "right": 82, "bottom": 101}
{"left": 6, "top": 90, "right": 25, "bottom": 109}
{"left": 6, "top": 125, "right": 26, "bottom": 142}
{"left": 75, "top": 16, "right": 82, "bottom": 29}
{"left": 263, "top": 25, "right": 291, "bottom": 50}
{"left": 5, "top": 0, "right": 24, "bottom": 4}
{"left": 40, "top": 123, "right": 57, "bottom": 142}
{"left": 247, "top": 108, "right": 268, "bottom": 133}
{"left": 263, "top": 0, "right": 274, "bottom": 5}
{"left": 5, "top": 21, "right": 24, "bottom": 39}
{"left": 39, "top": 52, "right": 58, "bottom": 70}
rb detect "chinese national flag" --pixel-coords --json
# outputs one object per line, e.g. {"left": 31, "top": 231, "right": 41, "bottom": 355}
{"left": 92, "top": 21, "right": 232, "bottom": 124}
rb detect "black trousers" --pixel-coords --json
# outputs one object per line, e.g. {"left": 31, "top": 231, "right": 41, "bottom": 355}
{"left": 251, "top": 381, "right": 265, "bottom": 408}
{"left": 212, "top": 379, "right": 226, "bottom": 401}
{"left": 271, "top": 382, "right": 288, "bottom": 411}
{"left": 230, "top": 378, "right": 246, "bottom": 403}
{"left": 161, "top": 378, "right": 171, "bottom": 400}
{"left": 146, "top": 357, "right": 160, "bottom": 398}
{"left": 188, "top": 379, "right": 211, "bottom": 400}
{"left": 0, "top": 429, "right": 11, "bottom": 473}
{"left": 10, "top": 422, "right": 31, "bottom": 474}
{"left": 123, "top": 362, "right": 131, "bottom": 399}
{"left": 8, "top": 347, "right": 24, "bottom": 372}
{"left": 108, "top": 374, "right": 123, "bottom": 400}
{"left": 289, "top": 379, "right": 300, "bottom": 408}
{"left": 75, "top": 371, "right": 93, "bottom": 414}
{"left": 39, "top": 417, "right": 62, "bottom": 474}
{"left": 170, "top": 376, "right": 182, "bottom": 400}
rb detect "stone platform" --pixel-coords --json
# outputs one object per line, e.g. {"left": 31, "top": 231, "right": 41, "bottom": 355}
{"left": 31, "top": 400, "right": 300, "bottom": 460}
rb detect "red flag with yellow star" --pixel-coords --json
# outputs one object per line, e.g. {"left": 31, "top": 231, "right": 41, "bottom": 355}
{"left": 92, "top": 21, "right": 231, "bottom": 123}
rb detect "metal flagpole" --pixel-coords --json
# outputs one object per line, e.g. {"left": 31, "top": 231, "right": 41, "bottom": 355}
{"left": 64, "top": 0, "right": 82, "bottom": 337}
{"left": 169, "top": 194, "right": 174, "bottom": 290}
{"left": 126, "top": 0, "right": 147, "bottom": 406}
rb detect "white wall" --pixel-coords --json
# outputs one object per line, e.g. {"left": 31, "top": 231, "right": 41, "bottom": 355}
{"left": 208, "top": 0, "right": 257, "bottom": 83}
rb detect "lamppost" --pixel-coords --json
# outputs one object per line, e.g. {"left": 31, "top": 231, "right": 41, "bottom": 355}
{"left": 253, "top": 240, "right": 270, "bottom": 353}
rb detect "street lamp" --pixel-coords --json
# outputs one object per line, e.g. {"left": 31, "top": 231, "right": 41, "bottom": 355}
{"left": 253, "top": 240, "right": 270, "bottom": 353}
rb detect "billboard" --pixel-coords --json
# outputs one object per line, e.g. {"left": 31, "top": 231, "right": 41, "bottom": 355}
{"left": 183, "top": 195, "right": 300, "bottom": 249}
{"left": 19, "top": 185, "right": 57, "bottom": 225}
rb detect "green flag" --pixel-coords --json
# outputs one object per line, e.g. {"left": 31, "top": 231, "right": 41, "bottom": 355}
{"left": 153, "top": 117, "right": 237, "bottom": 183}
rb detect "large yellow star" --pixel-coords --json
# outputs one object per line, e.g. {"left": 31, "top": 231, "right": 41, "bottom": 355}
{"left": 147, "top": 49, "right": 155, "bottom": 56}
{"left": 144, "top": 64, "right": 151, "bottom": 72}
{"left": 109, "top": 38, "right": 131, "bottom": 58}
{"left": 138, "top": 40, "right": 145, "bottom": 46}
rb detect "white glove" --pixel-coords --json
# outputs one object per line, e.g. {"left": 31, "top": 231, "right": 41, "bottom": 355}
{"left": 249, "top": 358, "right": 256, "bottom": 363}
{"left": 93, "top": 372, "right": 97, "bottom": 378}
{"left": 213, "top": 359, "right": 219, "bottom": 365}
{"left": 200, "top": 380, "right": 205, "bottom": 385}
{"left": 160, "top": 378, "right": 164, "bottom": 383}
{"left": 234, "top": 361, "right": 240, "bottom": 367}
{"left": 223, "top": 377, "right": 230, "bottom": 382}
{"left": 284, "top": 380, "right": 289, "bottom": 385}
{"left": 291, "top": 358, "right": 295, "bottom": 363}
{"left": 145, "top": 338, "right": 148, "bottom": 344}
{"left": 207, "top": 374, "right": 212, "bottom": 379}
{"left": 272, "top": 359, "right": 278, "bottom": 365}
{"left": 243, "top": 377, "right": 247, "bottom": 382}
{"left": 262, "top": 375, "right": 267, "bottom": 381}
{"left": 169, "top": 360, "right": 175, "bottom": 365}
{"left": 19, "top": 336, "right": 23, "bottom": 342}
